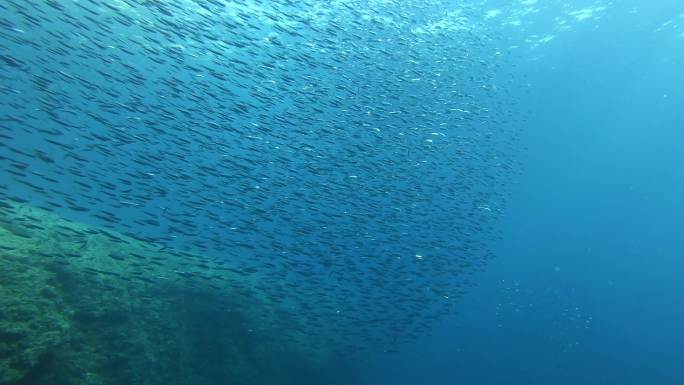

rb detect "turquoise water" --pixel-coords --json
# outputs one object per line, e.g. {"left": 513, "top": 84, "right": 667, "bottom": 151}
{"left": 1, "top": 1, "right": 682, "bottom": 384}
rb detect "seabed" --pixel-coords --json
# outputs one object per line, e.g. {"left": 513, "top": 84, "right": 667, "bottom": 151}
{"left": 0, "top": 200, "right": 327, "bottom": 385}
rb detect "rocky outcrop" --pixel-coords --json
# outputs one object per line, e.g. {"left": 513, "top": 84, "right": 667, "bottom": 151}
{"left": 0, "top": 202, "right": 327, "bottom": 385}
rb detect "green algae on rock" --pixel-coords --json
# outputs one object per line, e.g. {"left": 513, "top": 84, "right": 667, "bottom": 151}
{"left": 0, "top": 200, "right": 329, "bottom": 385}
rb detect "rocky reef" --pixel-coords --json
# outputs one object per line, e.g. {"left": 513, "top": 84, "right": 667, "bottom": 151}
{"left": 0, "top": 201, "right": 328, "bottom": 385}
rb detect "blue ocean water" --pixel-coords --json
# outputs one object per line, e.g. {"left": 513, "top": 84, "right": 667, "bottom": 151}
{"left": 0, "top": 0, "right": 682, "bottom": 384}
{"left": 351, "top": 1, "right": 684, "bottom": 384}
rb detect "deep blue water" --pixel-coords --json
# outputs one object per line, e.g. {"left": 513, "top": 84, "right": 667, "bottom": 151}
{"left": 353, "top": 1, "right": 684, "bottom": 384}
{"left": 1, "top": 0, "right": 683, "bottom": 384}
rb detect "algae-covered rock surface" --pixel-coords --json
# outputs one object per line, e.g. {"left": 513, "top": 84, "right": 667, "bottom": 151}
{"left": 0, "top": 200, "right": 328, "bottom": 385}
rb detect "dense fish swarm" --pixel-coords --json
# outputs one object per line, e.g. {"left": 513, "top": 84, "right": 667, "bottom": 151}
{"left": 0, "top": 0, "right": 523, "bottom": 353}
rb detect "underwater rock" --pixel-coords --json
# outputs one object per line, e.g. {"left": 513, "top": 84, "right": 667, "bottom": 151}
{"left": 0, "top": 248, "right": 70, "bottom": 384}
{"left": 0, "top": 201, "right": 328, "bottom": 385}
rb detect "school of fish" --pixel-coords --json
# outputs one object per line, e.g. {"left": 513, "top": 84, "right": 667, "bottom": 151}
{"left": 0, "top": 0, "right": 524, "bottom": 354}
